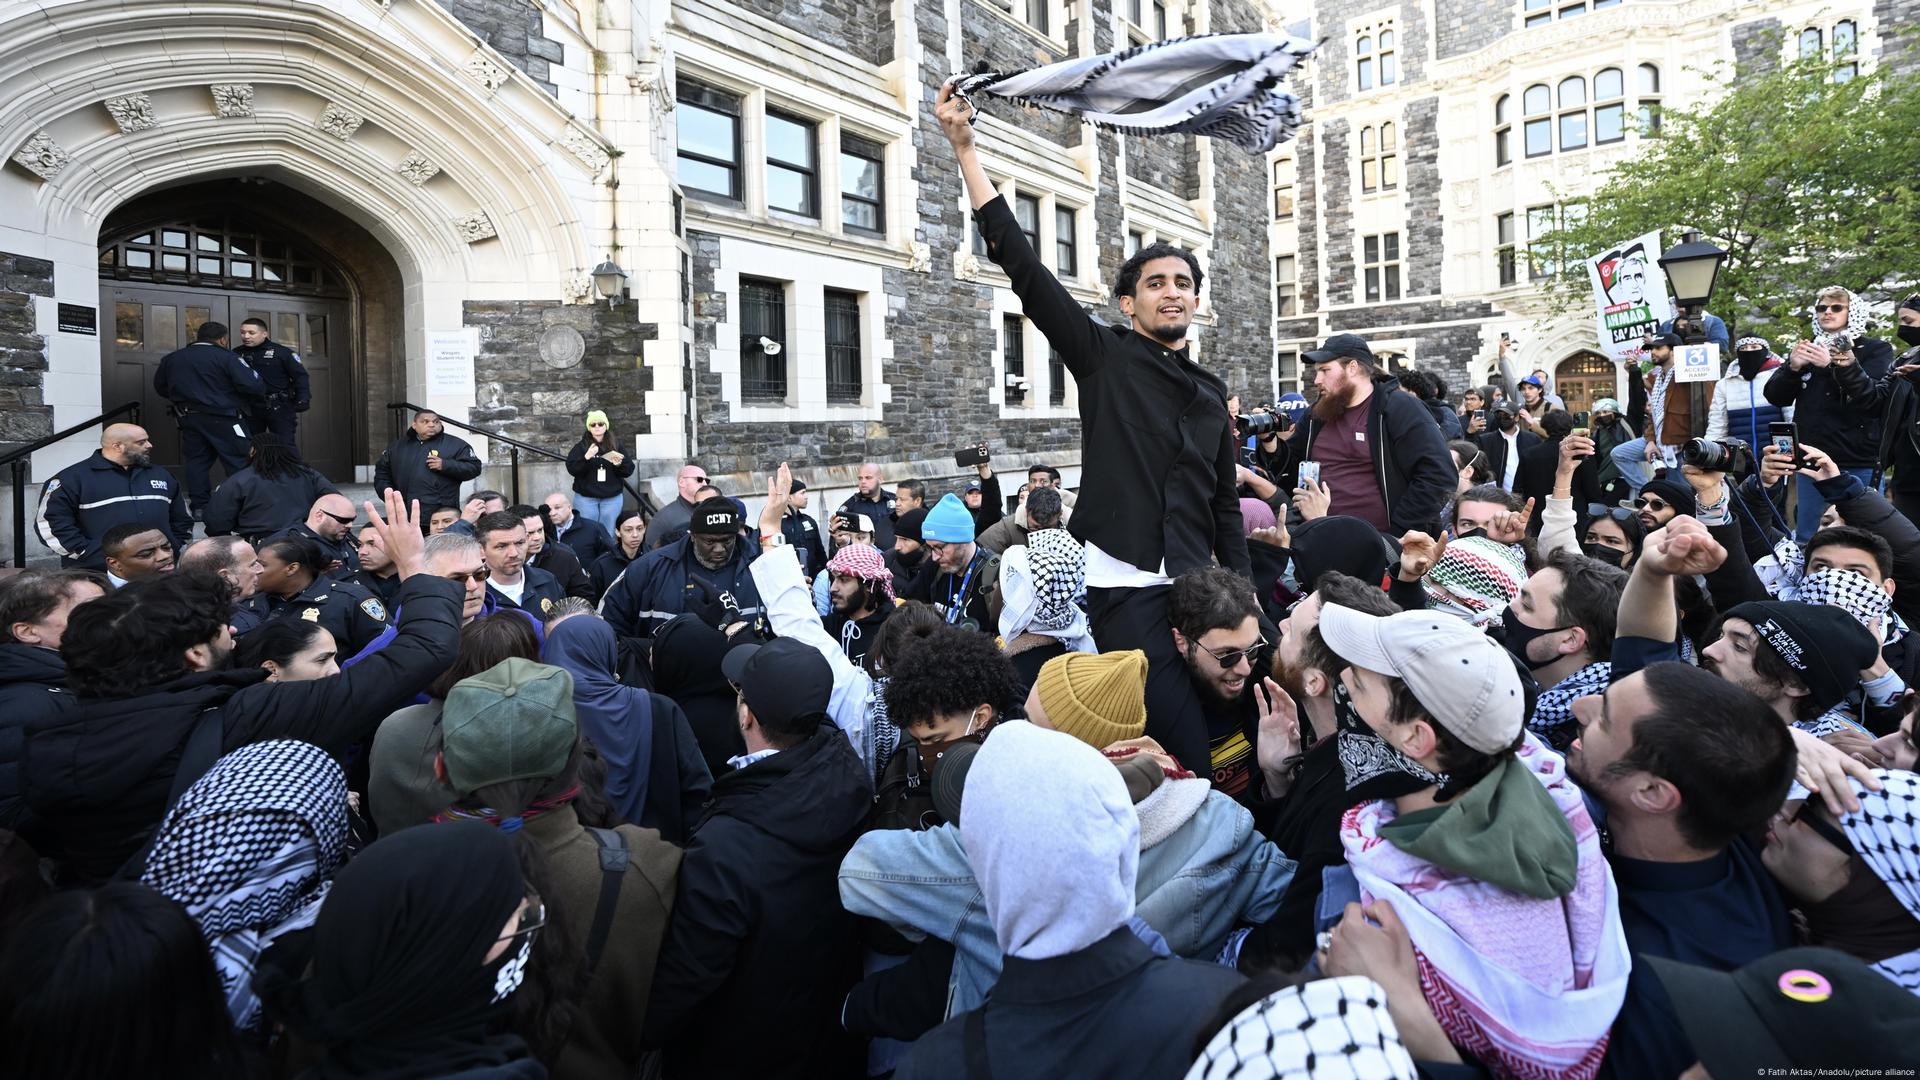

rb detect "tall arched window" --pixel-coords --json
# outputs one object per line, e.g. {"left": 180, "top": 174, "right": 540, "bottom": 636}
{"left": 1379, "top": 30, "right": 1398, "bottom": 85}
{"left": 1835, "top": 20, "right": 1858, "bottom": 80}
{"left": 1494, "top": 94, "right": 1512, "bottom": 166}
{"left": 1800, "top": 27, "right": 1824, "bottom": 58}
{"left": 1356, "top": 35, "right": 1374, "bottom": 91}
{"left": 1380, "top": 122, "right": 1399, "bottom": 189}
{"left": 1558, "top": 76, "right": 1588, "bottom": 150}
{"left": 1523, "top": 84, "right": 1552, "bottom": 157}
{"left": 1638, "top": 63, "right": 1662, "bottom": 135}
{"left": 1594, "top": 68, "right": 1625, "bottom": 144}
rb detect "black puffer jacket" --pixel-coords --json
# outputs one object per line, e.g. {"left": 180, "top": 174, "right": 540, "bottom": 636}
{"left": 22, "top": 576, "right": 462, "bottom": 885}
{"left": 203, "top": 463, "right": 337, "bottom": 540}
{"left": 0, "top": 644, "right": 71, "bottom": 831}
{"left": 372, "top": 430, "right": 484, "bottom": 512}
{"left": 642, "top": 727, "right": 872, "bottom": 1079}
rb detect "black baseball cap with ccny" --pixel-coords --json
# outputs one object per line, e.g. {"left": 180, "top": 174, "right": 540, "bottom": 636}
{"left": 721, "top": 637, "right": 834, "bottom": 727}
{"left": 1304, "top": 333, "right": 1375, "bottom": 366}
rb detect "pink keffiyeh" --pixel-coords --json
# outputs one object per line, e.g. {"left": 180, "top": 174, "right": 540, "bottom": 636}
{"left": 1341, "top": 735, "right": 1630, "bottom": 1080}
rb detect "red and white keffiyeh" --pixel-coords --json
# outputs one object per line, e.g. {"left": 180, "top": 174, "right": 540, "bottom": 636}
{"left": 827, "top": 543, "right": 894, "bottom": 604}
{"left": 1341, "top": 735, "right": 1630, "bottom": 1080}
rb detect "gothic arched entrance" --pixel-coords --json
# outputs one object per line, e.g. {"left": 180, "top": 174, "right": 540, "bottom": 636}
{"left": 1554, "top": 351, "right": 1617, "bottom": 421}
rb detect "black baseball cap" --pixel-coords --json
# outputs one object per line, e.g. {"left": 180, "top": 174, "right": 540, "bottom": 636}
{"left": 789, "top": 478, "right": 808, "bottom": 494}
{"left": 688, "top": 495, "right": 740, "bottom": 535}
{"left": 1303, "top": 333, "right": 1375, "bottom": 366}
{"left": 1648, "top": 332, "right": 1684, "bottom": 348}
{"left": 1648, "top": 947, "right": 1920, "bottom": 1077}
{"left": 721, "top": 637, "right": 833, "bottom": 726}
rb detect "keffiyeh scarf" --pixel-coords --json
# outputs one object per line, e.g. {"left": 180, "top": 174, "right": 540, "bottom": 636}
{"left": 1810, "top": 286, "right": 1872, "bottom": 348}
{"left": 1648, "top": 364, "right": 1675, "bottom": 446}
{"left": 1528, "top": 661, "right": 1613, "bottom": 753}
{"left": 826, "top": 543, "right": 895, "bottom": 605}
{"left": 951, "top": 33, "right": 1316, "bottom": 153}
{"left": 1183, "top": 976, "right": 1418, "bottom": 1080}
{"left": 1841, "top": 770, "right": 1920, "bottom": 995}
{"left": 997, "top": 528, "right": 1096, "bottom": 651}
{"left": 1757, "top": 536, "right": 1807, "bottom": 601}
{"left": 1423, "top": 535, "right": 1526, "bottom": 626}
{"left": 1342, "top": 735, "right": 1630, "bottom": 1080}
{"left": 143, "top": 739, "right": 348, "bottom": 1033}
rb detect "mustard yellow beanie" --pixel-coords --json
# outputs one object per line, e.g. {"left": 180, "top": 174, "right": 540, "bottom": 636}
{"left": 1033, "top": 649, "right": 1148, "bottom": 750}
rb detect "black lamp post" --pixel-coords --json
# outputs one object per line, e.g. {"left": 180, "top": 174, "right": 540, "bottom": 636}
{"left": 1657, "top": 230, "right": 1728, "bottom": 438}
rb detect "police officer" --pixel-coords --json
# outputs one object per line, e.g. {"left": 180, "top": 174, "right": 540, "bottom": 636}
{"left": 248, "top": 534, "right": 389, "bottom": 655}
{"left": 263, "top": 493, "right": 361, "bottom": 578}
{"left": 154, "top": 320, "right": 265, "bottom": 516}
{"left": 234, "top": 317, "right": 311, "bottom": 443}
{"left": 35, "top": 423, "right": 192, "bottom": 568}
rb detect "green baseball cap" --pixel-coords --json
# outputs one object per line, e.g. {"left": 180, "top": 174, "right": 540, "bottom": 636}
{"left": 440, "top": 658, "right": 579, "bottom": 793}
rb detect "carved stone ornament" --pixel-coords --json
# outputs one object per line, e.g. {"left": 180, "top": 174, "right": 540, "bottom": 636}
{"left": 211, "top": 84, "right": 255, "bottom": 118}
{"left": 908, "top": 241, "right": 932, "bottom": 273}
{"left": 559, "top": 271, "right": 594, "bottom": 304}
{"left": 465, "top": 55, "right": 509, "bottom": 91}
{"left": 11, "top": 132, "right": 69, "bottom": 180}
{"left": 105, "top": 94, "right": 157, "bottom": 133}
{"left": 453, "top": 210, "right": 496, "bottom": 243}
{"left": 539, "top": 325, "right": 587, "bottom": 369}
{"left": 1452, "top": 179, "right": 1478, "bottom": 211}
{"left": 396, "top": 153, "right": 440, "bottom": 185}
{"left": 562, "top": 127, "right": 611, "bottom": 175}
{"left": 958, "top": 254, "right": 982, "bottom": 283}
{"left": 317, "top": 104, "right": 364, "bottom": 140}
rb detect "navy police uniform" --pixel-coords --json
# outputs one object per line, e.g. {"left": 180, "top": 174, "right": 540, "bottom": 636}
{"left": 264, "top": 521, "right": 360, "bottom": 578}
{"left": 34, "top": 450, "right": 193, "bottom": 569}
{"left": 154, "top": 341, "right": 265, "bottom": 512}
{"left": 483, "top": 564, "right": 568, "bottom": 621}
{"left": 260, "top": 576, "right": 391, "bottom": 656}
{"left": 234, "top": 338, "right": 311, "bottom": 443}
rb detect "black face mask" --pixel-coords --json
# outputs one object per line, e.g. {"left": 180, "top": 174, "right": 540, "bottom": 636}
{"left": 1500, "top": 605, "right": 1571, "bottom": 671}
{"left": 1736, "top": 349, "right": 1769, "bottom": 380}
{"left": 1333, "top": 684, "right": 1447, "bottom": 803}
{"left": 1496, "top": 413, "right": 1518, "bottom": 432}
{"left": 1582, "top": 543, "right": 1627, "bottom": 567}
{"left": 1899, "top": 324, "right": 1920, "bottom": 348}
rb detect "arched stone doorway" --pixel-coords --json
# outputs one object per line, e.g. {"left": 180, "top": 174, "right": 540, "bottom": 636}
{"left": 98, "top": 179, "right": 403, "bottom": 480}
{"left": 1554, "top": 351, "right": 1617, "bottom": 420}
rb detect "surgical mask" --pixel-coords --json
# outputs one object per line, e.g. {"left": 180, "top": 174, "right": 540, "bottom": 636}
{"left": 1500, "top": 605, "right": 1572, "bottom": 671}
{"left": 1899, "top": 324, "right": 1920, "bottom": 348}
{"left": 1582, "top": 543, "right": 1627, "bottom": 567}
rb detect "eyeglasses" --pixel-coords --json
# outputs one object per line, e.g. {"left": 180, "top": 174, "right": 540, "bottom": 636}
{"left": 1586, "top": 504, "right": 1636, "bottom": 523}
{"left": 1194, "top": 637, "right": 1269, "bottom": 670}
{"left": 1632, "top": 497, "right": 1669, "bottom": 512}
{"left": 497, "top": 896, "right": 547, "bottom": 944}
{"left": 1788, "top": 801, "right": 1854, "bottom": 854}
{"left": 319, "top": 511, "right": 357, "bottom": 526}
{"left": 443, "top": 566, "right": 492, "bottom": 585}
{"left": 1815, "top": 304, "right": 1849, "bottom": 314}
{"left": 689, "top": 476, "right": 710, "bottom": 485}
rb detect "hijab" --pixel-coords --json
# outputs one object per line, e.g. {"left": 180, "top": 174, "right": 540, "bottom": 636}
{"left": 542, "top": 615, "right": 659, "bottom": 829}
{"left": 255, "top": 820, "right": 531, "bottom": 1080}
{"left": 144, "top": 740, "right": 347, "bottom": 1034}
{"left": 649, "top": 612, "right": 746, "bottom": 775}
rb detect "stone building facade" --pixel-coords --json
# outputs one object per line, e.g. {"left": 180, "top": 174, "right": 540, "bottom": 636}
{"left": 1266, "top": 0, "right": 1917, "bottom": 418}
{"left": 0, "top": 0, "right": 1286, "bottom": 557}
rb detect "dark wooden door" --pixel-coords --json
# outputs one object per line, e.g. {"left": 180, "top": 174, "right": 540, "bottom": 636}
{"left": 102, "top": 286, "right": 353, "bottom": 480}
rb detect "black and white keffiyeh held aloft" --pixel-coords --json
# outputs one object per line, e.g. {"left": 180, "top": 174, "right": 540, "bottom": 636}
{"left": 950, "top": 33, "right": 1317, "bottom": 153}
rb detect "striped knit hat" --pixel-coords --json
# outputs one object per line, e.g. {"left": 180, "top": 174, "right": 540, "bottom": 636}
{"left": 1423, "top": 535, "right": 1526, "bottom": 626}
{"left": 1034, "top": 649, "right": 1148, "bottom": 749}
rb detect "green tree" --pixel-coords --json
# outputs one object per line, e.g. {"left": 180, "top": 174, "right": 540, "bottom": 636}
{"left": 1535, "top": 38, "right": 1920, "bottom": 347}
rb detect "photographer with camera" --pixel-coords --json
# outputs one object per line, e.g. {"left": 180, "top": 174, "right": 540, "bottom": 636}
{"left": 1764, "top": 285, "right": 1893, "bottom": 541}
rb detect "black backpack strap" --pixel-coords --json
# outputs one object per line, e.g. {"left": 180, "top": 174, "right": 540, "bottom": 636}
{"left": 582, "top": 826, "right": 629, "bottom": 976}
{"left": 118, "top": 708, "right": 226, "bottom": 880}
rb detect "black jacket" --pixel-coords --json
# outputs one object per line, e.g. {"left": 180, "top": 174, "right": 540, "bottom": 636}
{"left": 565, "top": 437, "right": 634, "bottom": 500}
{"left": 1848, "top": 343, "right": 1920, "bottom": 485}
{"left": 260, "top": 575, "right": 391, "bottom": 655}
{"left": 348, "top": 568, "right": 403, "bottom": 609}
{"left": 154, "top": 341, "right": 264, "bottom": 416}
{"left": 589, "top": 547, "right": 640, "bottom": 600}
{"left": 1518, "top": 437, "right": 1603, "bottom": 513}
{"left": 1764, "top": 338, "right": 1894, "bottom": 469}
{"left": 976, "top": 195, "right": 1249, "bottom": 576}
{"left": 35, "top": 450, "right": 193, "bottom": 568}
{"left": 372, "top": 429, "right": 484, "bottom": 512}
{"left": 895, "top": 927, "right": 1245, "bottom": 1080}
{"left": 781, "top": 509, "right": 827, "bottom": 579}
{"left": 233, "top": 339, "right": 310, "bottom": 408}
{"left": 555, "top": 515, "right": 615, "bottom": 566}
{"left": 1473, "top": 426, "right": 1546, "bottom": 494}
{"left": 598, "top": 536, "right": 761, "bottom": 638}
{"left": 531, "top": 542, "right": 595, "bottom": 601}
{"left": 1426, "top": 397, "right": 1465, "bottom": 438}
{"left": 0, "top": 644, "right": 70, "bottom": 831}
{"left": 1239, "top": 734, "right": 1350, "bottom": 971}
{"left": 264, "top": 521, "right": 359, "bottom": 576}
{"left": 204, "top": 464, "right": 337, "bottom": 540}
{"left": 23, "top": 575, "right": 462, "bottom": 885}
{"left": 1281, "top": 375, "right": 1458, "bottom": 536}
{"left": 642, "top": 728, "right": 872, "bottom": 1079}
{"left": 836, "top": 490, "right": 898, "bottom": 551}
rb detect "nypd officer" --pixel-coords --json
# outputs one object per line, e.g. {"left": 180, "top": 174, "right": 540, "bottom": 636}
{"left": 234, "top": 317, "right": 311, "bottom": 443}
{"left": 246, "top": 534, "right": 389, "bottom": 655}
{"left": 154, "top": 320, "right": 265, "bottom": 516}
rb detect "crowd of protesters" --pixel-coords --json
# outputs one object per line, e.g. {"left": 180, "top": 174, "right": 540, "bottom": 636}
{"left": 1, "top": 81, "right": 1917, "bottom": 1080}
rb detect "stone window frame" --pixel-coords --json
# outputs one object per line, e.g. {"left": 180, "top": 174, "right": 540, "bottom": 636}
{"left": 972, "top": 0, "right": 1072, "bottom": 50}
{"left": 1494, "top": 93, "right": 1512, "bottom": 167}
{"left": 839, "top": 133, "right": 886, "bottom": 237}
{"left": 1357, "top": 121, "right": 1398, "bottom": 195}
{"left": 1271, "top": 154, "right": 1296, "bottom": 220}
{"left": 986, "top": 289, "right": 1080, "bottom": 418}
{"left": 1521, "top": 0, "right": 1621, "bottom": 29}
{"left": 1354, "top": 20, "right": 1398, "bottom": 94}
{"left": 1121, "top": 0, "right": 1184, "bottom": 43}
{"left": 1637, "top": 62, "right": 1662, "bottom": 136}
{"left": 1794, "top": 16, "right": 1866, "bottom": 80}
{"left": 676, "top": 79, "right": 745, "bottom": 205}
{"left": 1361, "top": 232, "right": 1402, "bottom": 303}
{"left": 1514, "top": 65, "right": 1637, "bottom": 159}
{"left": 823, "top": 287, "right": 864, "bottom": 404}
{"left": 966, "top": 165, "right": 1099, "bottom": 419}
{"left": 1495, "top": 212, "right": 1518, "bottom": 288}
{"left": 1054, "top": 203, "right": 1082, "bottom": 278}
{"left": 964, "top": 168, "right": 1097, "bottom": 289}
{"left": 1525, "top": 202, "right": 1585, "bottom": 281}
{"left": 1275, "top": 254, "right": 1298, "bottom": 317}
{"left": 1274, "top": 342, "right": 1313, "bottom": 397}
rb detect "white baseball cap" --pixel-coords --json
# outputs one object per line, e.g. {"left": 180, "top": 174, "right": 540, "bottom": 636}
{"left": 1318, "top": 604, "right": 1524, "bottom": 754}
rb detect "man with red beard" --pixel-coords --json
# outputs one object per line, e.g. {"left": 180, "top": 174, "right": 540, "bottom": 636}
{"left": 1278, "top": 335, "right": 1455, "bottom": 537}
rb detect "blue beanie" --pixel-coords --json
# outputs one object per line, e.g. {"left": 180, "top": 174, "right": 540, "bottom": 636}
{"left": 923, "top": 493, "right": 977, "bottom": 544}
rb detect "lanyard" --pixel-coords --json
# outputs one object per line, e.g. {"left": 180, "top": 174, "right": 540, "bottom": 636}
{"left": 944, "top": 556, "right": 980, "bottom": 624}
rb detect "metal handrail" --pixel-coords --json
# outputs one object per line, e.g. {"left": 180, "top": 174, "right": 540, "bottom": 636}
{"left": 386, "top": 401, "right": 654, "bottom": 517}
{"left": 4, "top": 401, "right": 143, "bottom": 567}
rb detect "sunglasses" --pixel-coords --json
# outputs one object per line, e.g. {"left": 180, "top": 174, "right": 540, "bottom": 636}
{"left": 1788, "top": 801, "right": 1853, "bottom": 854}
{"left": 320, "top": 511, "right": 357, "bottom": 526}
{"left": 1586, "top": 504, "right": 1636, "bottom": 523}
{"left": 1632, "top": 497, "right": 1669, "bottom": 512}
{"left": 1194, "top": 637, "right": 1269, "bottom": 670}
{"left": 496, "top": 896, "right": 547, "bottom": 945}
{"left": 443, "top": 566, "right": 492, "bottom": 585}
{"left": 689, "top": 476, "right": 710, "bottom": 485}
{"left": 1815, "top": 304, "right": 1849, "bottom": 314}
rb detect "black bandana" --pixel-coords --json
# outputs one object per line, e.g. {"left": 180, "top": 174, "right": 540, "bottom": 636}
{"left": 1334, "top": 684, "right": 1447, "bottom": 802}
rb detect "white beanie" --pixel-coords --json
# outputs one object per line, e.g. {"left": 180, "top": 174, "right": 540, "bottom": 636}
{"left": 961, "top": 721, "right": 1138, "bottom": 960}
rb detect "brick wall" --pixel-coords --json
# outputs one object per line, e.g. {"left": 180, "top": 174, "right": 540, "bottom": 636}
{"left": 465, "top": 300, "right": 659, "bottom": 453}
{"left": 0, "top": 254, "right": 54, "bottom": 447}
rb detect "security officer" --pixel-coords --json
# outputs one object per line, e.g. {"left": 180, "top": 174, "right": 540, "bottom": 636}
{"left": 263, "top": 493, "right": 361, "bottom": 578}
{"left": 247, "top": 534, "right": 389, "bottom": 655}
{"left": 154, "top": 320, "right": 265, "bottom": 516}
{"left": 35, "top": 423, "right": 192, "bottom": 568}
{"left": 234, "top": 317, "right": 311, "bottom": 443}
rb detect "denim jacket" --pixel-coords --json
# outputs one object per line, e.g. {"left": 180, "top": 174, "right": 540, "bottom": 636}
{"left": 839, "top": 779, "right": 1296, "bottom": 1018}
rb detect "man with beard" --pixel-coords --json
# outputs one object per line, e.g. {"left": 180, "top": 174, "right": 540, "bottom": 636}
{"left": 824, "top": 543, "right": 894, "bottom": 668}
{"left": 1610, "top": 332, "right": 1694, "bottom": 498}
{"left": 1473, "top": 399, "right": 1542, "bottom": 493}
{"left": 1167, "top": 567, "right": 1282, "bottom": 806}
{"left": 1280, "top": 334, "right": 1455, "bottom": 536}
{"left": 904, "top": 494, "right": 1000, "bottom": 635}
{"left": 1502, "top": 550, "right": 1627, "bottom": 750}
{"left": 600, "top": 495, "right": 762, "bottom": 637}
{"left": 36, "top": 424, "right": 191, "bottom": 569}
{"left": 1233, "top": 571, "right": 1400, "bottom": 971}
{"left": 837, "top": 462, "right": 899, "bottom": 551}
{"left": 1631, "top": 471, "right": 1696, "bottom": 533}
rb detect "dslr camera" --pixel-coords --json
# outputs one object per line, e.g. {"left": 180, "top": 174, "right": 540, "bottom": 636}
{"left": 1237, "top": 411, "right": 1290, "bottom": 438}
{"left": 1680, "top": 437, "right": 1751, "bottom": 477}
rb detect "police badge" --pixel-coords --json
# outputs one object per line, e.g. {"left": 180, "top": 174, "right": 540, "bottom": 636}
{"left": 360, "top": 597, "right": 387, "bottom": 621}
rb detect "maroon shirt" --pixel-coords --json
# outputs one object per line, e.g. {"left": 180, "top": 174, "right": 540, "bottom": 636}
{"left": 1314, "top": 396, "right": 1389, "bottom": 530}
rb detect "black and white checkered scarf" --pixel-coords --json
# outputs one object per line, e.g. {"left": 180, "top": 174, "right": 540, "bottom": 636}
{"left": 1842, "top": 769, "right": 1920, "bottom": 995}
{"left": 951, "top": 33, "right": 1316, "bottom": 153}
